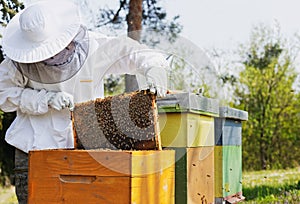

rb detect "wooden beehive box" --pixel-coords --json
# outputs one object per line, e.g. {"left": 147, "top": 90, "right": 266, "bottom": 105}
{"left": 157, "top": 93, "right": 218, "bottom": 204}
{"left": 28, "top": 149, "right": 175, "bottom": 204}
{"left": 157, "top": 93, "right": 219, "bottom": 147}
{"left": 214, "top": 146, "right": 244, "bottom": 204}
{"left": 174, "top": 147, "right": 215, "bottom": 204}
{"left": 214, "top": 107, "right": 248, "bottom": 146}
{"left": 214, "top": 107, "right": 248, "bottom": 203}
{"left": 73, "top": 90, "right": 161, "bottom": 150}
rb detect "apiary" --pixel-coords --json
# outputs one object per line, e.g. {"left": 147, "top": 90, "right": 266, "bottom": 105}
{"left": 157, "top": 92, "right": 219, "bottom": 147}
{"left": 73, "top": 90, "right": 161, "bottom": 150}
{"left": 28, "top": 149, "right": 175, "bottom": 204}
{"left": 214, "top": 107, "right": 248, "bottom": 204}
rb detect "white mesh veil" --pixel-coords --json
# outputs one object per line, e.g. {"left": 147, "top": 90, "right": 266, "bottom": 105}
{"left": 13, "top": 25, "right": 89, "bottom": 84}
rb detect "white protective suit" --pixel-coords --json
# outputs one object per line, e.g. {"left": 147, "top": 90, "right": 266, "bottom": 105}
{"left": 0, "top": 30, "right": 168, "bottom": 153}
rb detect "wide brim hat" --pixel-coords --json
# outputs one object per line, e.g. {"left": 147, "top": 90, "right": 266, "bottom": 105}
{"left": 2, "top": 0, "right": 81, "bottom": 63}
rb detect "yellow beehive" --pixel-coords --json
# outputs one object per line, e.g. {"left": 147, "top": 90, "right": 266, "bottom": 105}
{"left": 159, "top": 113, "right": 215, "bottom": 147}
{"left": 157, "top": 93, "right": 219, "bottom": 148}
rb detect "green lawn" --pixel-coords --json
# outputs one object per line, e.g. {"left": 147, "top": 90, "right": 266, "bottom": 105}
{"left": 0, "top": 186, "right": 17, "bottom": 204}
{"left": 242, "top": 167, "right": 300, "bottom": 203}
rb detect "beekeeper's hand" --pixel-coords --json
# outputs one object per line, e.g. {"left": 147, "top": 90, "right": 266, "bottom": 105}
{"left": 146, "top": 67, "right": 168, "bottom": 98}
{"left": 48, "top": 91, "right": 74, "bottom": 111}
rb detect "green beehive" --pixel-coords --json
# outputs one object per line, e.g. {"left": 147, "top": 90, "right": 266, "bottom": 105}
{"left": 157, "top": 92, "right": 219, "bottom": 204}
{"left": 214, "top": 107, "right": 248, "bottom": 204}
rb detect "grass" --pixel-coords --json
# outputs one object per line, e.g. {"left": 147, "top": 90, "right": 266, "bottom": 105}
{"left": 0, "top": 186, "right": 17, "bottom": 204}
{"left": 1, "top": 167, "right": 299, "bottom": 203}
{"left": 242, "top": 167, "right": 300, "bottom": 203}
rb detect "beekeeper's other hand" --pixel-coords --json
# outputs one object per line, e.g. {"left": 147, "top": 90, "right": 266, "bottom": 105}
{"left": 48, "top": 91, "right": 74, "bottom": 111}
{"left": 146, "top": 67, "right": 167, "bottom": 98}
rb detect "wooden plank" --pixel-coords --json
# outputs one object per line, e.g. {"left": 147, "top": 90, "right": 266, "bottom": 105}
{"left": 29, "top": 176, "right": 130, "bottom": 203}
{"left": 222, "top": 120, "right": 242, "bottom": 145}
{"left": 60, "top": 177, "right": 130, "bottom": 204}
{"left": 29, "top": 150, "right": 131, "bottom": 177}
{"left": 159, "top": 113, "right": 214, "bottom": 147}
{"left": 131, "top": 150, "right": 175, "bottom": 204}
{"left": 214, "top": 146, "right": 224, "bottom": 197}
{"left": 28, "top": 150, "right": 132, "bottom": 203}
{"left": 173, "top": 147, "right": 214, "bottom": 204}
{"left": 187, "top": 114, "right": 214, "bottom": 147}
{"left": 222, "top": 146, "right": 242, "bottom": 197}
{"left": 159, "top": 113, "right": 188, "bottom": 147}
{"left": 214, "top": 118, "right": 242, "bottom": 146}
{"left": 28, "top": 177, "right": 62, "bottom": 203}
{"left": 214, "top": 146, "right": 243, "bottom": 198}
{"left": 131, "top": 150, "right": 175, "bottom": 176}
{"left": 131, "top": 168, "right": 175, "bottom": 204}
{"left": 29, "top": 149, "right": 175, "bottom": 204}
{"left": 186, "top": 147, "right": 214, "bottom": 204}
{"left": 174, "top": 148, "right": 187, "bottom": 204}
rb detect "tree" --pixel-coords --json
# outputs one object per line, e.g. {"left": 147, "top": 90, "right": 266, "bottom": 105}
{"left": 96, "top": 0, "right": 182, "bottom": 93}
{"left": 125, "top": 0, "right": 143, "bottom": 92}
{"left": 233, "top": 23, "right": 300, "bottom": 170}
{"left": 0, "top": 0, "right": 24, "bottom": 61}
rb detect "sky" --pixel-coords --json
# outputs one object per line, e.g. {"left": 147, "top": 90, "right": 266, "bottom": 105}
{"left": 163, "top": 0, "right": 300, "bottom": 50}
{"left": 22, "top": 0, "right": 300, "bottom": 51}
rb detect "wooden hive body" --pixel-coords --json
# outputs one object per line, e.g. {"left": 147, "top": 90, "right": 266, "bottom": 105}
{"left": 214, "top": 146, "right": 243, "bottom": 203}
{"left": 214, "top": 107, "right": 248, "bottom": 203}
{"left": 157, "top": 93, "right": 218, "bottom": 204}
{"left": 28, "top": 149, "right": 175, "bottom": 204}
{"left": 174, "top": 147, "right": 215, "bottom": 204}
{"left": 159, "top": 113, "right": 215, "bottom": 147}
{"left": 157, "top": 93, "right": 218, "bottom": 148}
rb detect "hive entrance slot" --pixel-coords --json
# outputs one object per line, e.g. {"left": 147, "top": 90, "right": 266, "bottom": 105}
{"left": 59, "top": 175, "right": 97, "bottom": 184}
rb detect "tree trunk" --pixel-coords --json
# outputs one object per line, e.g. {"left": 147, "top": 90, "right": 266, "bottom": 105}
{"left": 260, "top": 133, "right": 267, "bottom": 170}
{"left": 125, "top": 0, "right": 143, "bottom": 92}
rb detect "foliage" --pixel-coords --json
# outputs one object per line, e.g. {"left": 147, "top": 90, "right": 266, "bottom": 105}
{"left": 104, "top": 74, "right": 125, "bottom": 96}
{"left": 0, "top": 0, "right": 24, "bottom": 62}
{"left": 0, "top": 0, "right": 24, "bottom": 26}
{"left": 233, "top": 24, "right": 300, "bottom": 170}
{"left": 242, "top": 168, "right": 300, "bottom": 203}
{"left": 0, "top": 112, "right": 16, "bottom": 186}
{"left": 168, "top": 54, "right": 212, "bottom": 97}
{"left": 96, "top": 0, "right": 182, "bottom": 40}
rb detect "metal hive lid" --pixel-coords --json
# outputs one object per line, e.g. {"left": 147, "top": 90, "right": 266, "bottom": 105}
{"left": 157, "top": 92, "right": 219, "bottom": 116}
{"left": 218, "top": 106, "right": 248, "bottom": 121}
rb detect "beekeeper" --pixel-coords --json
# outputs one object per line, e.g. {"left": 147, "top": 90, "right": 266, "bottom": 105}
{"left": 0, "top": 0, "right": 168, "bottom": 153}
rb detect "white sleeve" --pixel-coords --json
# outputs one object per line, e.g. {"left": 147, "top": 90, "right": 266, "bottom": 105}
{"left": 0, "top": 59, "right": 52, "bottom": 115}
{"left": 91, "top": 32, "right": 169, "bottom": 93}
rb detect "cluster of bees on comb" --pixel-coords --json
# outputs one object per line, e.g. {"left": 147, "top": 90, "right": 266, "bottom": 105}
{"left": 73, "top": 90, "right": 160, "bottom": 150}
